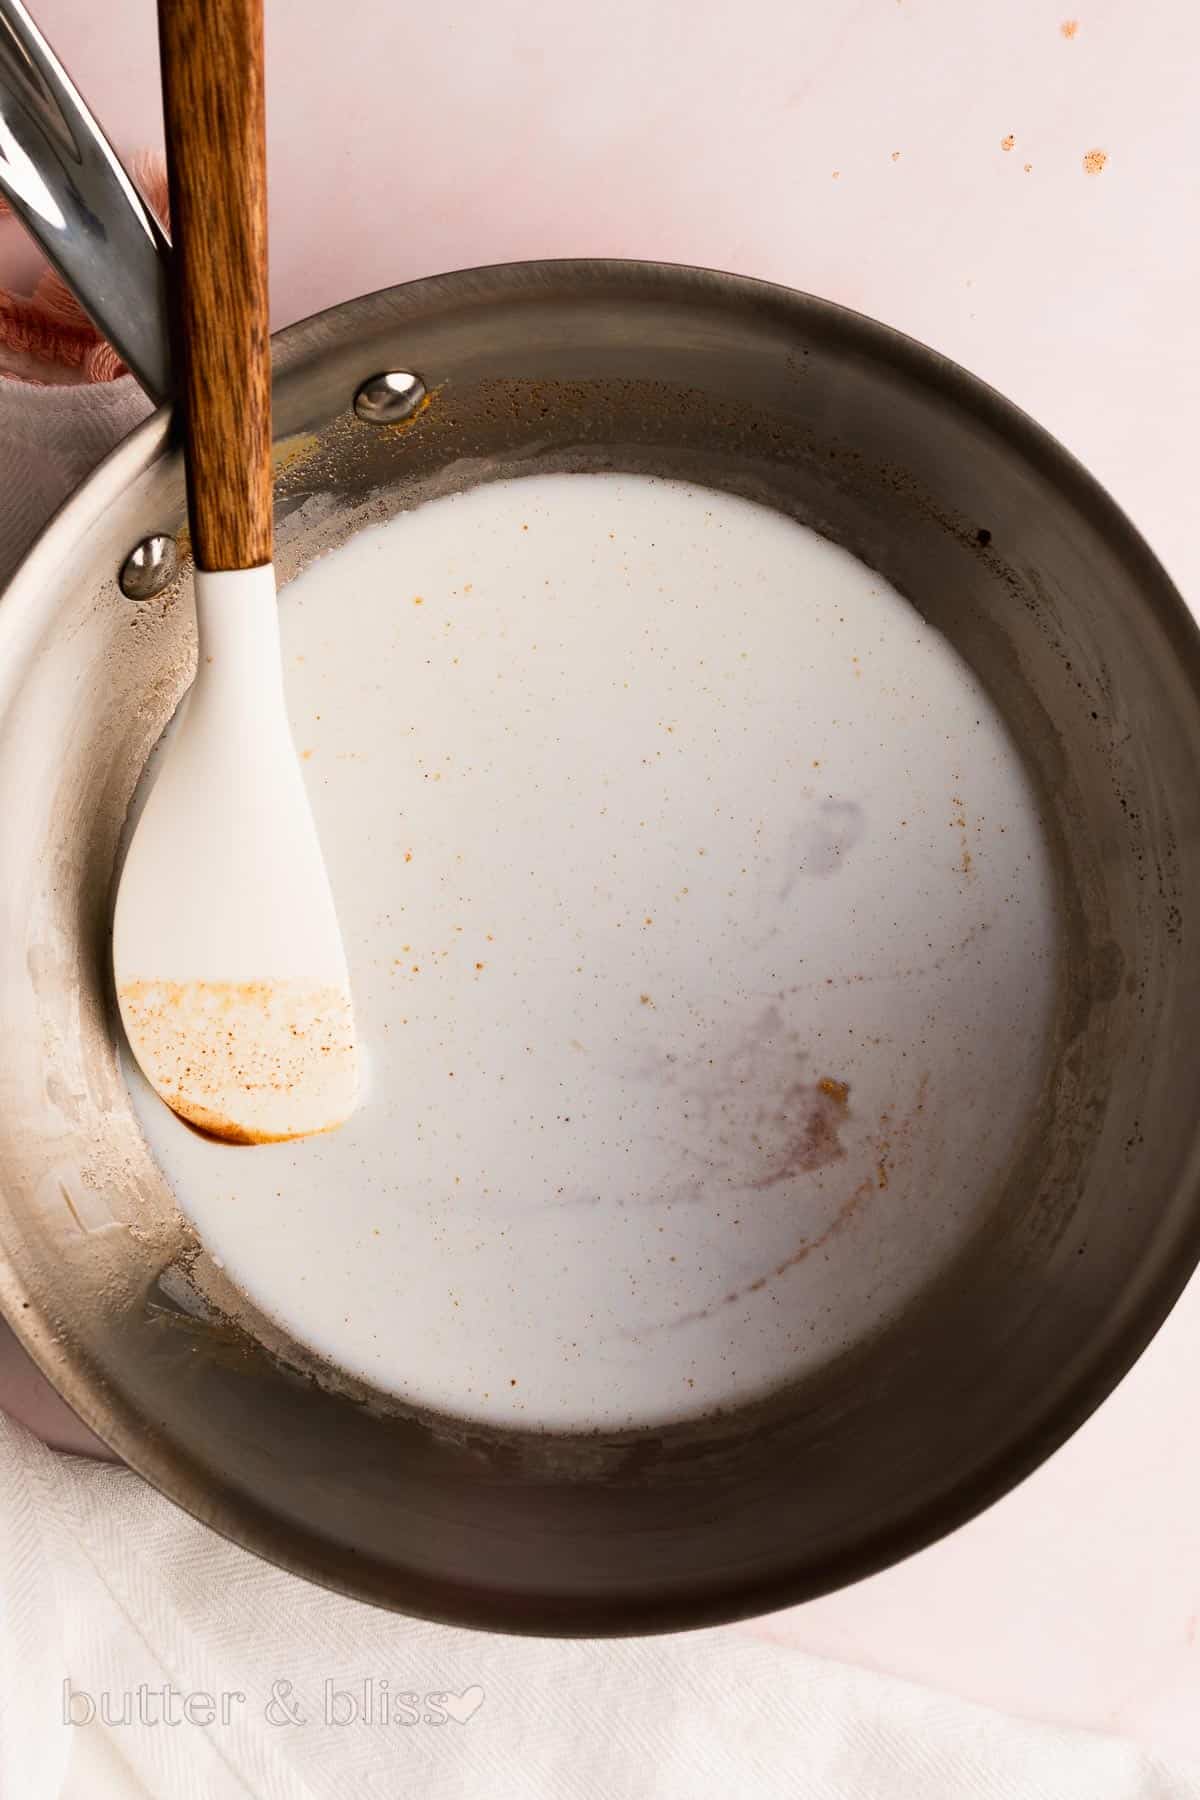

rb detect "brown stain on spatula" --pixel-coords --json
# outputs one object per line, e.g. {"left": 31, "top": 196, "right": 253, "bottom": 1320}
{"left": 119, "top": 977, "right": 355, "bottom": 1143}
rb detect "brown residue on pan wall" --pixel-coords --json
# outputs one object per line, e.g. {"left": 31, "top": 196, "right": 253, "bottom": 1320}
{"left": 269, "top": 432, "right": 320, "bottom": 479}
{"left": 384, "top": 387, "right": 438, "bottom": 434}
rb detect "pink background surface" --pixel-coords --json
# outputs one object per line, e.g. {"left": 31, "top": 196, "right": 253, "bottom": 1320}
{"left": 2, "top": 0, "right": 1199, "bottom": 1764}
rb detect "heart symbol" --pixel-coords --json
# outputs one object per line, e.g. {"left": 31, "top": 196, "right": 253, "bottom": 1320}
{"left": 439, "top": 1685, "right": 485, "bottom": 1724}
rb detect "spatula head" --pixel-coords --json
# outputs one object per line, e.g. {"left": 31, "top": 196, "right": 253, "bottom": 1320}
{"left": 113, "top": 565, "right": 358, "bottom": 1143}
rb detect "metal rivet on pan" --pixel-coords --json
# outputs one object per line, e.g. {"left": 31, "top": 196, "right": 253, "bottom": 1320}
{"left": 120, "top": 534, "right": 179, "bottom": 601}
{"left": 353, "top": 371, "right": 427, "bottom": 424}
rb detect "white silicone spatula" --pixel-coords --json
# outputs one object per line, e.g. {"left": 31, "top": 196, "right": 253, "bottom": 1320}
{"left": 113, "top": 0, "right": 358, "bottom": 1145}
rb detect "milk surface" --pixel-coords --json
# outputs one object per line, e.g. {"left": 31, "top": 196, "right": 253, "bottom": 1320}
{"left": 126, "top": 473, "right": 1058, "bottom": 1428}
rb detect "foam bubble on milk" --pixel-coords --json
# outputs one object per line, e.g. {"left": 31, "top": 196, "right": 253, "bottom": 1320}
{"left": 125, "top": 473, "right": 1059, "bottom": 1430}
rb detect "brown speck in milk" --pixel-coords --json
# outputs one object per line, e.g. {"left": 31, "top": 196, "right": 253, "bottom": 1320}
{"left": 301, "top": 749, "right": 313, "bottom": 760}
{"left": 404, "top": 851, "right": 413, "bottom": 863}
{"left": 1024, "top": 161, "right": 1033, "bottom": 173}
{"left": 832, "top": 169, "right": 841, "bottom": 179}
{"left": 1060, "top": 18, "right": 1079, "bottom": 36}
{"left": 1083, "top": 147, "right": 1108, "bottom": 174}
{"left": 891, "top": 150, "right": 901, "bottom": 161}
{"left": 413, "top": 595, "right": 424, "bottom": 605}
{"left": 1001, "top": 134, "right": 1015, "bottom": 152}
{"left": 475, "top": 962, "right": 486, "bottom": 971}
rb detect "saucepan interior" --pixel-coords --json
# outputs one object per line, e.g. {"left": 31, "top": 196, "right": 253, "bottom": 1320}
{"left": 0, "top": 262, "right": 1197, "bottom": 1633}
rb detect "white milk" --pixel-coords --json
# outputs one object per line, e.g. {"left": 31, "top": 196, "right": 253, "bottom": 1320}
{"left": 126, "top": 473, "right": 1058, "bottom": 1429}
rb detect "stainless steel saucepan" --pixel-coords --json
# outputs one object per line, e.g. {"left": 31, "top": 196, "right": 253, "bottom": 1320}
{"left": 1, "top": 1, "right": 1199, "bottom": 1633}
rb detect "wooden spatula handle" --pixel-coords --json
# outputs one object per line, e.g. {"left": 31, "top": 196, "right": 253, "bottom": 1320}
{"left": 157, "top": 0, "right": 272, "bottom": 572}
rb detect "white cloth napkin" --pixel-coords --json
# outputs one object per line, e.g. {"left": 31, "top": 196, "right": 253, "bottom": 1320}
{"left": 3, "top": 372, "right": 1200, "bottom": 1800}
{"left": 2, "top": 1407, "right": 1199, "bottom": 1800}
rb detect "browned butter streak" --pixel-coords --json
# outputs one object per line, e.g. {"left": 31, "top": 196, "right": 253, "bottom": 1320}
{"left": 655, "top": 1071, "right": 931, "bottom": 1333}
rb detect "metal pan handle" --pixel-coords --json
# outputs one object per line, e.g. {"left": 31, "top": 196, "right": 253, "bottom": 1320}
{"left": 0, "top": 0, "right": 172, "bottom": 401}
